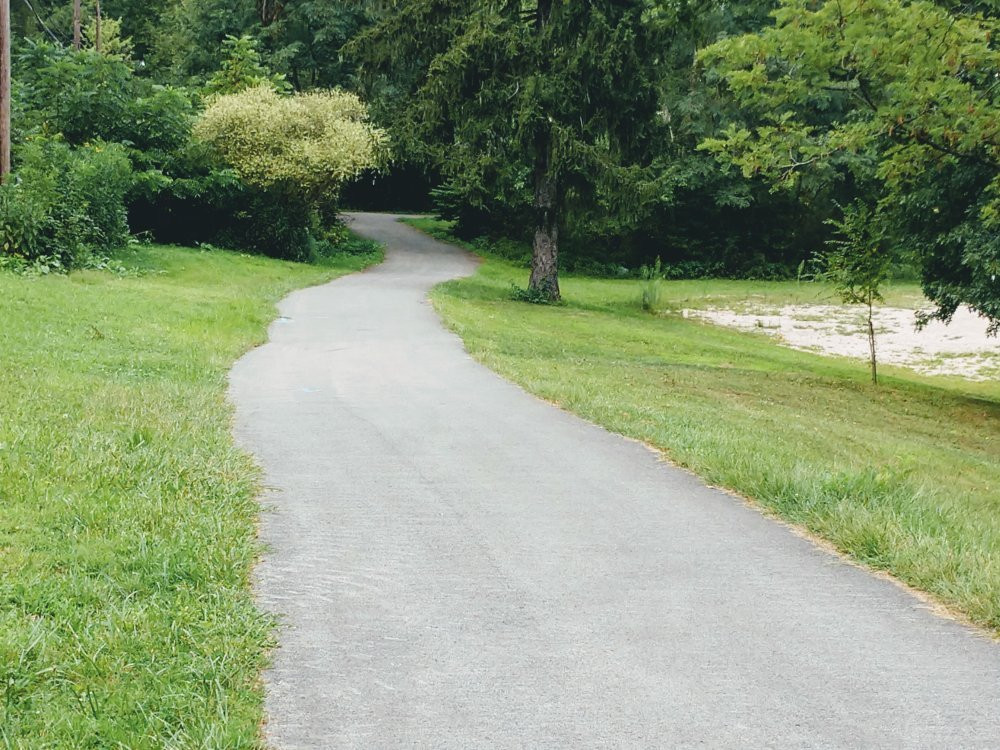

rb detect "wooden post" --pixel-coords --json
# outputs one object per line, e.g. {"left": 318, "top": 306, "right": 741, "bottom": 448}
{"left": 94, "top": 0, "right": 101, "bottom": 53}
{"left": 73, "top": 0, "right": 82, "bottom": 50}
{"left": 0, "top": 0, "right": 10, "bottom": 184}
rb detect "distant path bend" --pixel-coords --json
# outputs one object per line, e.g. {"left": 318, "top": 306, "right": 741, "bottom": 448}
{"left": 230, "top": 212, "right": 1000, "bottom": 749}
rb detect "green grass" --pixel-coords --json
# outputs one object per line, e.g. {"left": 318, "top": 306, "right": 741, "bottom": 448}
{"left": 0, "top": 243, "right": 379, "bottom": 747}
{"left": 411, "top": 218, "right": 1000, "bottom": 634}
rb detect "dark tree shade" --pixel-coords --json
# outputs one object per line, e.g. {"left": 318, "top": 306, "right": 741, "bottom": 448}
{"left": 353, "top": 0, "right": 665, "bottom": 300}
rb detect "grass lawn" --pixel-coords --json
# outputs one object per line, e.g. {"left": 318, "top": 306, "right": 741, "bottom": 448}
{"left": 408, "top": 218, "right": 1000, "bottom": 634}
{"left": 0, "top": 243, "right": 378, "bottom": 747}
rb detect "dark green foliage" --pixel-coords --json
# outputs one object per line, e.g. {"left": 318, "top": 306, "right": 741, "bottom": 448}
{"left": 0, "top": 139, "right": 133, "bottom": 267}
{"left": 342, "top": 165, "right": 437, "bottom": 212}
{"left": 157, "top": 0, "right": 257, "bottom": 82}
{"left": 7, "top": 0, "right": 1000, "bottom": 303}
{"left": 11, "top": 0, "right": 173, "bottom": 59}
{"left": 356, "top": 0, "right": 830, "bottom": 280}
{"left": 203, "top": 34, "right": 289, "bottom": 95}
{"left": 891, "top": 162, "right": 1000, "bottom": 334}
{"left": 13, "top": 41, "right": 195, "bottom": 154}
{"left": 353, "top": 0, "right": 666, "bottom": 298}
{"left": 155, "top": 0, "right": 370, "bottom": 89}
{"left": 127, "top": 151, "right": 316, "bottom": 262}
{"left": 220, "top": 186, "right": 314, "bottom": 262}
{"left": 257, "top": 0, "right": 372, "bottom": 90}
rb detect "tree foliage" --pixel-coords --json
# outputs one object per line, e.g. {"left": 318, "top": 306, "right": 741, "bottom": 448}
{"left": 5, "top": 0, "right": 1000, "bottom": 323}
{"left": 204, "top": 34, "right": 289, "bottom": 95}
{"left": 353, "top": 0, "right": 666, "bottom": 299}
{"left": 155, "top": 0, "right": 371, "bottom": 89}
{"left": 821, "top": 201, "right": 892, "bottom": 383}
{"left": 699, "top": 0, "right": 1000, "bottom": 329}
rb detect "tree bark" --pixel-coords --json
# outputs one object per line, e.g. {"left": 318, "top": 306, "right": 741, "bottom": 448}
{"left": 73, "top": 0, "right": 82, "bottom": 50}
{"left": 94, "top": 0, "right": 101, "bottom": 53}
{"left": 867, "top": 298, "right": 878, "bottom": 385}
{"left": 528, "top": 0, "right": 560, "bottom": 301}
{"left": 529, "top": 131, "right": 560, "bottom": 300}
{"left": 0, "top": 0, "right": 9, "bottom": 184}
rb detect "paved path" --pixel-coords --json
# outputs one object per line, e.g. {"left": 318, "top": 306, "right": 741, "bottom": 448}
{"left": 230, "top": 213, "right": 1000, "bottom": 749}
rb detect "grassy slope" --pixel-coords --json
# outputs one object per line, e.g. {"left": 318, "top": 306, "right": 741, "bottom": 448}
{"left": 0, "top": 244, "right": 378, "bottom": 747}
{"left": 409, "top": 219, "right": 1000, "bottom": 633}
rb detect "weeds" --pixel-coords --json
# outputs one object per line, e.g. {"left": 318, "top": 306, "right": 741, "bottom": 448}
{"left": 640, "top": 256, "right": 663, "bottom": 312}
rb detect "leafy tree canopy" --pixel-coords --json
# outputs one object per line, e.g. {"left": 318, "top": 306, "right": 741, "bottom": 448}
{"left": 699, "top": 0, "right": 1000, "bottom": 329}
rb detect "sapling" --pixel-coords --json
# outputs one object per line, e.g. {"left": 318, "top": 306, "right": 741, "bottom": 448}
{"left": 821, "top": 201, "right": 892, "bottom": 385}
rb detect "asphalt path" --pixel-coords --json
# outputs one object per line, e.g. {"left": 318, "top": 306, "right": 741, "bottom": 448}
{"left": 230, "top": 212, "right": 1000, "bottom": 749}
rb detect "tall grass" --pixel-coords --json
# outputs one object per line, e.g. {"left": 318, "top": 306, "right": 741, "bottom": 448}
{"left": 0, "top": 244, "right": 378, "bottom": 746}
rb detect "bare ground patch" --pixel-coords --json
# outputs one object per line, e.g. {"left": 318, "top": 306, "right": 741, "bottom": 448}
{"left": 684, "top": 304, "right": 999, "bottom": 379}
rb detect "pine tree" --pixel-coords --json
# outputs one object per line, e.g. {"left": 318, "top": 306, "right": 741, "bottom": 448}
{"left": 353, "top": 1, "right": 664, "bottom": 300}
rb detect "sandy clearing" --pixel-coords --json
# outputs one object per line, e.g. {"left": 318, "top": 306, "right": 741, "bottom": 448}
{"left": 684, "top": 304, "right": 999, "bottom": 379}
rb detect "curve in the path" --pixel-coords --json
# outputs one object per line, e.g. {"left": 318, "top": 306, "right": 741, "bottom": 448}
{"left": 230, "top": 213, "right": 1000, "bottom": 749}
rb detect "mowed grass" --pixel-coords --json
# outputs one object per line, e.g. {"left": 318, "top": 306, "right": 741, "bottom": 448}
{"left": 410, "top": 219, "right": 1000, "bottom": 633}
{"left": 0, "top": 244, "right": 378, "bottom": 747}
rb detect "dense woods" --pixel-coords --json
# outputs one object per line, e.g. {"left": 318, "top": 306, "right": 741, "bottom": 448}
{"left": 1, "top": 0, "right": 998, "bottom": 324}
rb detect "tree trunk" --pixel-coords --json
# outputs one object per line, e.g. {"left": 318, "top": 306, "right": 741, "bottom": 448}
{"left": 529, "top": 131, "right": 560, "bottom": 301}
{"left": 94, "top": 0, "right": 101, "bottom": 53}
{"left": 867, "top": 298, "right": 878, "bottom": 385}
{"left": 528, "top": 0, "right": 559, "bottom": 301}
{"left": 0, "top": 0, "right": 9, "bottom": 184}
{"left": 73, "top": 0, "right": 82, "bottom": 50}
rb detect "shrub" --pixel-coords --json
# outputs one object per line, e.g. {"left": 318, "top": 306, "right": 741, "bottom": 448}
{"left": 193, "top": 86, "right": 386, "bottom": 205}
{"left": 191, "top": 85, "right": 386, "bottom": 259}
{"left": 0, "top": 139, "right": 133, "bottom": 268}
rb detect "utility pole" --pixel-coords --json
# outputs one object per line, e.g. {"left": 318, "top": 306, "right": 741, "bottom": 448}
{"left": 94, "top": 0, "right": 101, "bottom": 53}
{"left": 0, "top": 0, "right": 10, "bottom": 184}
{"left": 73, "top": 0, "right": 82, "bottom": 50}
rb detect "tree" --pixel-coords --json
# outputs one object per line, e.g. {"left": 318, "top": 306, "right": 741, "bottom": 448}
{"left": 822, "top": 201, "right": 892, "bottom": 384}
{"left": 257, "top": 0, "right": 373, "bottom": 90}
{"left": 698, "top": 0, "right": 1000, "bottom": 332}
{"left": 157, "top": 0, "right": 257, "bottom": 81}
{"left": 352, "top": 1, "right": 666, "bottom": 300}
{"left": 204, "top": 34, "right": 288, "bottom": 95}
{"left": 0, "top": 0, "right": 8, "bottom": 183}
{"left": 94, "top": 0, "right": 101, "bottom": 52}
{"left": 73, "top": 0, "right": 82, "bottom": 49}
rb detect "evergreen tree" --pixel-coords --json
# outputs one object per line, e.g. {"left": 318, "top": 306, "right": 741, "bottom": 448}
{"left": 353, "top": 0, "right": 666, "bottom": 300}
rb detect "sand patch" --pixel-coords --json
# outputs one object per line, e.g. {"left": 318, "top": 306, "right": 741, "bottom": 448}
{"left": 684, "top": 304, "right": 999, "bottom": 380}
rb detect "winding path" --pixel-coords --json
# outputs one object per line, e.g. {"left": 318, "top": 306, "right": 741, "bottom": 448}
{"left": 230, "top": 213, "right": 1000, "bottom": 748}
